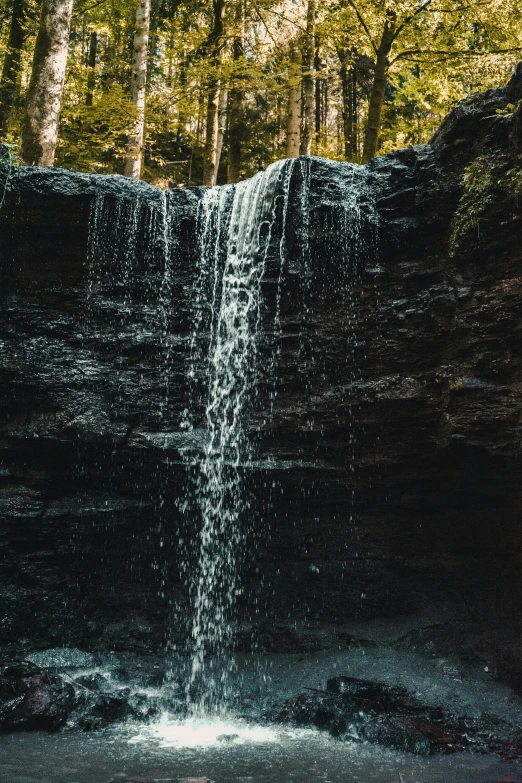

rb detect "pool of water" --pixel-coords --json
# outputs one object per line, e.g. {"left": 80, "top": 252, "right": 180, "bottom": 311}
{"left": 1, "top": 718, "right": 521, "bottom": 783}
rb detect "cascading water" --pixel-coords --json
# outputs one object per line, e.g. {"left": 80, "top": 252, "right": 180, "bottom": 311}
{"left": 84, "top": 183, "right": 180, "bottom": 633}
{"left": 183, "top": 160, "right": 297, "bottom": 715}
{"left": 84, "top": 159, "right": 372, "bottom": 729}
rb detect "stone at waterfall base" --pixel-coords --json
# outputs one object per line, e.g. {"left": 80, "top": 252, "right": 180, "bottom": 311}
{"left": 178, "top": 778, "right": 215, "bottom": 783}
{"left": 0, "top": 655, "right": 161, "bottom": 732}
{"left": 276, "top": 675, "right": 522, "bottom": 756}
{"left": 0, "top": 662, "right": 75, "bottom": 731}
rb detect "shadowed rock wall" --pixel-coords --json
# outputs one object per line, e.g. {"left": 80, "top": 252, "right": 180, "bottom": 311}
{"left": 1, "top": 72, "right": 522, "bottom": 687}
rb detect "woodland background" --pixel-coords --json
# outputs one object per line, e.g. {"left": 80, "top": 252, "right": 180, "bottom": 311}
{"left": 0, "top": 0, "right": 522, "bottom": 186}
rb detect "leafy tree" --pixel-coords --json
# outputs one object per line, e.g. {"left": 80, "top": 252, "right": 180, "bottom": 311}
{"left": 2, "top": 0, "right": 522, "bottom": 179}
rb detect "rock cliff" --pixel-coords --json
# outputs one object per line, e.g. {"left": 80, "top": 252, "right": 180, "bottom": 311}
{"left": 1, "top": 70, "right": 522, "bottom": 690}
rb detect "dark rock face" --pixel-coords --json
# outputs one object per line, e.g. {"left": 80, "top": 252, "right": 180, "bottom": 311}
{"left": 1, "top": 72, "right": 522, "bottom": 692}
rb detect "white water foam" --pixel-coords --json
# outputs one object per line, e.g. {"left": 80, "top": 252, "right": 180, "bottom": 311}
{"left": 128, "top": 716, "right": 285, "bottom": 748}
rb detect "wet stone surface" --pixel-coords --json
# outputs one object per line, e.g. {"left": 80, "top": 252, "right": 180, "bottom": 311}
{"left": 276, "top": 675, "right": 522, "bottom": 757}
{"left": 0, "top": 655, "right": 162, "bottom": 733}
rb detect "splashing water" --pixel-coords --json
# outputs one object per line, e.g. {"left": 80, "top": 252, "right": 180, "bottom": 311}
{"left": 183, "top": 160, "right": 297, "bottom": 715}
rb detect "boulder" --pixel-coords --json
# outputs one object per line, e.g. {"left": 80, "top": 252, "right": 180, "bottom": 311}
{"left": 0, "top": 664, "right": 75, "bottom": 731}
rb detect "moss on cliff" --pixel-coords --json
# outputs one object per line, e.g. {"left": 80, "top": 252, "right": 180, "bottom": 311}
{"left": 450, "top": 155, "right": 494, "bottom": 253}
{"left": 450, "top": 151, "right": 522, "bottom": 254}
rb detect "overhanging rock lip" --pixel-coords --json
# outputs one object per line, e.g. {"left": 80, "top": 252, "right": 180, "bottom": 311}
{"left": 3, "top": 164, "right": 162, "bottom": 208}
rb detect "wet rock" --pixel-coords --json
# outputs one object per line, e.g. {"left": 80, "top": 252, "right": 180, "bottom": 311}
{"left": 0, "top": 667, "right": 75, "bottom": 731}
{"left": 178, "top": 778, "right": 215, "bottom": 783}
{"left": 72, "top": 672, "right": 111, "bottom": 695}
{"left": 277, "top": 676, "right": 515, "bottom": 756}
{"left": 0, "top": 485, "right": 44, "bottom": 518}
{"left": 359, "top": 716, "right": 434, "bottom": 755}
{"left": 0, "top": 657, "right": 163, "bottom": 732}
{"left": 127, "top": 692, "right": 161, "bottom": 722}
{"left": 326, "top": 676, "right": 419, "bottom": 712}
{"left": 217, "top": 733, "right": 240, "bottom": 742}
{"left": 277, "top": 691, "right": 349, "bottom": 737}
{"left": 335, "top": 632, "right": 378, "bottom": 650}
{"left": 25, "top": 648, "right": 97, "bottom": 669}
{"left": 78, "top": 694, "right": 136, "bottom": 730}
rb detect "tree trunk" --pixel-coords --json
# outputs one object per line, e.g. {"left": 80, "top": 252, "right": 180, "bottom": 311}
{"left": 285, "top": 38, "right": 301, "bottom": 158}
{"left": 338, "top": 48, "right": 358, "bottom": 161}
{"left": 19, "top": 0, "right": 74, "bottom": 166}
{"left": 123, "top": 0, "right": 151, "bottom": 179}
{"left": 175, "top": 48, "right": 188, "bottom": 138}
{"left": 362, "top": 13, "right": 396, "bottom": 164}
{"left": 85, "top": 31, "right": 97, "bottom": 106}
{"left": 0, "top": 0, "right": 28, "bottom": 135}
{"left": 315, "top": 49, "right": 322, "bottom": 138}
{"left": 300, "top": 0, "right": 316, "bottom": 156}
{"left": 215, "top": 88, "right": 227, "bottom": 179}
{"left": 227, "top": 1, "right": 245, "bottom": 183}
{"left": 203, "top": 82, "right": 221, "bottom": 186}
{"left": 202, "top": 0, "right": 225, "bottom": 186}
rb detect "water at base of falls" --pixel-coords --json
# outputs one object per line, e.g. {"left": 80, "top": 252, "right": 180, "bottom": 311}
{"left": 2, "top": 726, "right": 519, "bottom": 783}
{"left": 130, "top": 715, "right": 280, "bottom": 748}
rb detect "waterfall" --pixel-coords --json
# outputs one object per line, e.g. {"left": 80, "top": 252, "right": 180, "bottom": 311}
{"left": 84, "top": 160, "right": 372, "bottom": 723}
{"left": 183, "top": 160, "right": 296, "bottom": 714}
{"left": 86, "top": 190, "right": 142, "bottom": 316}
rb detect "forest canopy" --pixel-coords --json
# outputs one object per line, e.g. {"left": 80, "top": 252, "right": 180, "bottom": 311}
{"left": 0, "top": 0, "right": 521, "bottom": 185}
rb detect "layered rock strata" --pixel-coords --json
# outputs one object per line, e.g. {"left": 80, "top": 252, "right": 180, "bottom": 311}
{"left": 0, "top": 72, "right": 522, "bottom": 690}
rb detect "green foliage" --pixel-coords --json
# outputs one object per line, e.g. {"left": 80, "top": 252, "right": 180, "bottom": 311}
{"left": 450, "top": 155, "right": 495, "bottom": 252}
{"left": 56, "top": 85, "right": 137, "bottom": 173}
{"left": 503, "top": 157, "right": 522, "bottom": 200}
{"left": 2, "top": 0, "right": 522, "bottom": 180}
{"left": 450, "top": 150, "right": 522, "bottom": 252}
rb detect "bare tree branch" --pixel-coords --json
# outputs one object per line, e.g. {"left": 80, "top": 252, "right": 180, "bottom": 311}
{"left": 254, "top": 8, "right": 278, "bottom": 46}
{"left": 391, "top": 46, "right": 522, "bottom": 65}
{"left": 344, "top": 0, "right": 378, "bottom": 55}
{"left": 73, "top": 0, "right": 110, "bottom": 17}
{"left": 393, "top": 0, "right": 433, "bottom": 42}
{"left": 256, "top": 5, "right": 306, "bottom": 33}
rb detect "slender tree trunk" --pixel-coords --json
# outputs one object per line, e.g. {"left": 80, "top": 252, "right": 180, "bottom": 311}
{"left": 285, "top": 38, "right": 301, "bottom": 158}
{"left": 362, "top": 13, "right": 396, "bottom": 164}
{"left": 0, "top": 0, "right": 28, "bottom": 135}
{"left": 315, "top": 49, "right": 322, "bottom": 138}
{"left": 203, "top": 83, "right": 221, "bottom": 185}
{"left": 338, "top": 48, "right": 358, "bottom": 161}
{"left": 300, "top": 0, "right": 316, "bottom": 156}
{"left": 175, "top": 48, "right": 188, "bottom": 137}
{"left": 215, "top": 88, "right": 227, "bottom": 179}
{"left": 19, "top": 0, "right": 74, "bottom": 166}
{"left": 123, "top": 0, "right": 151, "bottom": 179}
{"left": 202, "top": 0, "right": 225, "bottom": 186}
{"left": 196, "top": 86, "right": 204, "bottom": 144}
{"left": 227, "top": 0, "right": 245, "bottom": 183}
{"left": 85, "top": 31, "right": 97, "bottom": 106}
{"left": 323, "top": 72, "right": 328, "bottom": 130}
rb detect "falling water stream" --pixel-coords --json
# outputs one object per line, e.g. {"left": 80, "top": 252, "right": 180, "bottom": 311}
{"left": 184, "top": 160, "right": 297, "bottom": 714}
